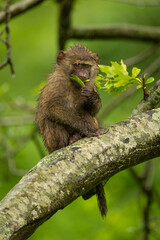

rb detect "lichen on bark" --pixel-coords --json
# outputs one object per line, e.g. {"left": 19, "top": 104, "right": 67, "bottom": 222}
{"left": 0, "top": 108, "right": 160, "bottom": 240}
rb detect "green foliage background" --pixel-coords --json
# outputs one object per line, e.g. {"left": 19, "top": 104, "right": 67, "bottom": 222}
{"left": 0, "top": 0, "right": 160, "bottom": 239}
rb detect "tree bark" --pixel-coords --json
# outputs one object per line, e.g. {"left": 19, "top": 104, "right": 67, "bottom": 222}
{"left": 0, "top": 108, "right": 160, "bottom": 240}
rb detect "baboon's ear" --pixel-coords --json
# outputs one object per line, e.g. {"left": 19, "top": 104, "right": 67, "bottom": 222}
{"left": 57, "top": 50, "right": 65, "bottom": 64}
{"left": 93, "top": 53, "right": 99, "bottom": 64}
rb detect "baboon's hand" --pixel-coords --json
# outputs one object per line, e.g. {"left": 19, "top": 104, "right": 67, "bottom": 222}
{"left": 81, "top": 86, "right": 94, "bottom": 98}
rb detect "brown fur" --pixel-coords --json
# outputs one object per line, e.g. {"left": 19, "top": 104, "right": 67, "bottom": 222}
{"left": 36, "top": 45, "right": 104, "bottom": 152}
{"left": 36, "top": 44, "right": 107, "bottom": 216}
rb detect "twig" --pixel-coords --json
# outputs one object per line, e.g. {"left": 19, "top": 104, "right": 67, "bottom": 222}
{"left": 0, "top": 59, "right": 8, "bottom": 70}
{"left": 0, "top": 0, "right": 15, "bottom": 75}
{"left": 142, "top": 162, "right": 154, "bottom": 240}
{"left": 143, "top": 189, "right": 152, "bottom": 240}
{"left": 129, "top": 166, "right": 160, "bottom": 207}
{"left": 0, "top": 27, "right": 6, "bottom": 36}
{"left": 129, "top": 165, "right": 154, "bottom": 240}
{"left": 0, "top": 0, "right": 45, "bottom": 24}
{"left": 5, "top": 0, "right": 15, "bottom": 76}
{"left": 0, "top": 36, "right": 6, "bottom": 44}
{"left": 129, "top": 162, "right": 154, "bottom": 195}
{"left": 58, "top": 0, "right": 74, "bottom": 49}
{"left": 142, "top": 76, "right": 149, "bottom": 100}
{"left": 132, "top": 79, "right": 160, "bottom": 115}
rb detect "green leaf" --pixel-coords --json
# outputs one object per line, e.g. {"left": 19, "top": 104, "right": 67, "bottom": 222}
{"left": 114, "top": 79, "right": 128, "bottom": 87}
{"left": 120, "top": 59, "right": 127, "bottom": 71}
{"left": 70, "top": 74, "right": 85, "bottom": 87}
{"left": 95, "top": 80, "right": 102, "bottom": 89}
{"left": 136, "top": 84, "right": 142, "bottom": 89}
{"left": 96, "top": 61, "right": 155, "bottom": 95}
{"left": 98, "top": 65, "right": 111, "bottom": 73}
{"left": 111, "top": 61, "right": 128, "bottom": 76}
{"left": 143, "top": 73, "right": 147, "bottom": 79}
{"left": 145, "top": 77, "right": 154, "bottom": 85}
{"left": 95, "top": 75, "right": 107, "bottom": 82}
{"left": 132, "top": 67, "right": 141, "bottom": 78}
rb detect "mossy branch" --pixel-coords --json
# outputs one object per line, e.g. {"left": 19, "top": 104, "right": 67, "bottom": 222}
{"left": 0, "top": 108, "right": 160, "bottom": 239}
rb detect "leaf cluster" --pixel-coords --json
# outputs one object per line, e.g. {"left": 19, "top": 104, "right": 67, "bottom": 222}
{"left": 95, "top": 60, "right": 154, "bottom": 95}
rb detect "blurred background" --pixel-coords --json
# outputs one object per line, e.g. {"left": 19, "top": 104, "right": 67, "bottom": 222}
{"left": 0, "top": 0, "right": 160, "bottom": 239}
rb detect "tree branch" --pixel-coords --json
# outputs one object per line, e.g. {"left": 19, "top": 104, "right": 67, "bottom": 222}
{"left": 4, "top": 0, "right": 15, "bottom": 75}
{"left": 0, "top": 0, "right": 15, "bottom": 75}
{"left": 58, "top": 0, "right": 74, "bottom": 50}
{"left": 68, "top": 24, "right": 160, "bottom": 42}
{"left": 124, "top": 44, "right": 159, "bottom": 67}
{"left": 107, "top": 0, "right": 160, "bottom": 7}
{"left": 0, "top": 108, "right": 160, "bottom": 239}
{"left": 0, "top": 0, "right": 45, "bottom": 24}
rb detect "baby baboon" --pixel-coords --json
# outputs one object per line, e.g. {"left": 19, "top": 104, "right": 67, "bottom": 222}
{"left": 36, "top": 44, "right": 107, "bottom": 216}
